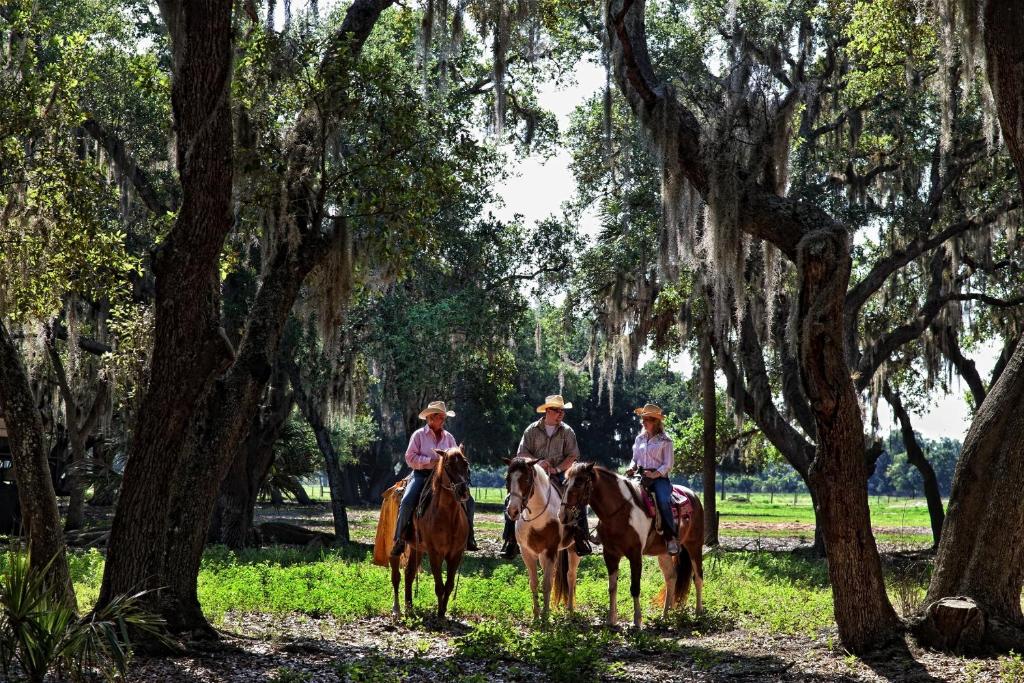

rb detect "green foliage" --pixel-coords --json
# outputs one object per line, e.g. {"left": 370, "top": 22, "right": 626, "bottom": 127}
{"left": 845, "top": 0, "right": 936, "bottom": 105}
{"left": 1002, "top": 651, "right": 1024, "bottom": 683}
{"left": 0, "top": 549, "right": 165, "bottom": 682}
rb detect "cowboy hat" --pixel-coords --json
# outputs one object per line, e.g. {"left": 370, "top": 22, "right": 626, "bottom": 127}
{"left": 536, "top": 394, "right": 573, "bottom": 413}
{"left": 418, "top": 400, "right": 455, "bottom": 420}
{"left": 634, "top": 403, "right": 664, "bottom": 420}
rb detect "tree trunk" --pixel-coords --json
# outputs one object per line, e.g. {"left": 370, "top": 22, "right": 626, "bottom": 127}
{"left": 883, "top": 384, "right": 944, "bottom": 547}
{"left": 0, "top": 320, "right": 76, "bottom": 610}
{"left": 289, "top": 364, "right": 350, "bottom": 544}
{"left": 798, "top": 228, "right": 900, "bottom": 653}
{"left": 210, "top": 369, "right": 292, "bottom": 550}
{"left": 922, "top": 0, "right": 1024, "bottom": 651}
{"left": 97, "top": 0, "right": 236, "bottom": 623}
{"left": 700, "top": 337, "right": 719, "bottom": 545}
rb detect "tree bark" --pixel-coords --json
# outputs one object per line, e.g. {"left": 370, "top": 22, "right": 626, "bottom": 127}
{"left": 0, "top": 320, "right": 76, "bottom": 610}
{"left": 922, "top": 0, "right": 1024, "bottom": 651}
{"left": 700, "top": 336, "right": 719, "bottom": 545}
{"left": 607, "top": 0, "right": 899, "bottom": 651}
{"left": 210, "top": 369, "right": 292, "bottom": 550}
{"left": 883, "top": 384, "right": 944, "bottom": 547}
{"left": 97, "top": 0, "right": 236, "bottom": 621}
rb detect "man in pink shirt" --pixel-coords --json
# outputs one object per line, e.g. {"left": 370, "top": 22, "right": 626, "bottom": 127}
{"left": 391, "top": 401, "right": 477, "bottom": 556}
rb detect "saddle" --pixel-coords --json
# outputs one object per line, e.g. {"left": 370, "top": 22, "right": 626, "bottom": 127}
{"left": 637, "top": 482, "right": 693, "bottom": 534}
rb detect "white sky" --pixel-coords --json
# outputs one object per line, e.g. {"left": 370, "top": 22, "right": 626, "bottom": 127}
{"left": 493, "top": 62, "right": 994, "bottom": 442}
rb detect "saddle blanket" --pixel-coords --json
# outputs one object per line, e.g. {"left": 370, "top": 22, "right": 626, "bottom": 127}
{"left": 638, "top": 485, "right": 693, "bottom": 527}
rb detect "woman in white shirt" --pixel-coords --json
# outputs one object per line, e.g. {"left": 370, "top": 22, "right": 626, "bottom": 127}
{"left": 625, "top": 403, "right": 679, "bottom": 555}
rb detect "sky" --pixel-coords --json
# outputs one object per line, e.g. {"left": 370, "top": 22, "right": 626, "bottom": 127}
{"left": 491, "top": 60, "right": 995, "bottom": 443}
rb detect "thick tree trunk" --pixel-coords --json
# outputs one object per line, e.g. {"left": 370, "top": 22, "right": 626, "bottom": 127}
{"left": 921, "top": 0, "right": 1024, "bottom": 652}
{"left": 0, "top": 321, "right": 76, "bottom": 610}
{"left": 798, "top": 229, "right": 899, "bottom": 653}
{"left": 97, "top": 0, "right": 236, "bottom": 621}
{"left": 210, "top": 370, "right": 292, "bottom": 550}
{"left": 700, "top": 337, "right": 719, "bottom": 546}
{"left": 884, "top": 385, "right": 944, "bottom": 547}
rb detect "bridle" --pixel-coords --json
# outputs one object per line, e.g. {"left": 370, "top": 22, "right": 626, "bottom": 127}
{"left": 507, "top": 461, "right": 551, "bottom": 523}
{"left": 562, "top": 467, "right": 633, "bottom": 523}
{"left": 438, "top": 451, "right": 470, "bottom": 501}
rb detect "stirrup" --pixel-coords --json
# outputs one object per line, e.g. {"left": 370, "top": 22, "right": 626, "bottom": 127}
{"left": 667, "top": 539, "right": 680, "bottom": 556}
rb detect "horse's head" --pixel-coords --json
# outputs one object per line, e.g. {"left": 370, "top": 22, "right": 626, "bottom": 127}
{"left": 560, "top": 462, "right": 596, "bottom": 526}
{"left": 435, "top": 444, "right": 470, "bottom": 502}
{"left": 503, "top": 455, "right": 539, "bottom": 521}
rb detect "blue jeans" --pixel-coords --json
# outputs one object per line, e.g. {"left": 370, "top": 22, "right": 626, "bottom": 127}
{"left": 394, "top": 470, "right": 431, "bottom": 542}
{"left": 647, "top": 476, "right": 677, "bottom": 538}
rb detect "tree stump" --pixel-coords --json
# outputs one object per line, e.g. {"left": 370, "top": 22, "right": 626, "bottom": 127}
{"left": 912, "top": 597, "right": 987, "bottom": 653}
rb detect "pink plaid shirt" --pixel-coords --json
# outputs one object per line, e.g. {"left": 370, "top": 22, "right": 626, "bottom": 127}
{"left": 405, "top": 425, "right": 457, "bottom": 470}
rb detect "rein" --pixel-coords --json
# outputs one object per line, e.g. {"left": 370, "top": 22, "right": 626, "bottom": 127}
{"left": 509, "top": 464, "right": 553, "bottom": 523}
{"left": 569, "top": 468, "right": 635, "bottom": 523}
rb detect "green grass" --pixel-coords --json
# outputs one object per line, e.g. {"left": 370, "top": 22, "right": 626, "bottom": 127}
{"left": 62, "top": 544, "right": 836, "bottom": 637}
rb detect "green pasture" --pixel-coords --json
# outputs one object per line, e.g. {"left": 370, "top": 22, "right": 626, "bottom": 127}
{"left": 301, "top": 486, "right": 936, "bottom": 533}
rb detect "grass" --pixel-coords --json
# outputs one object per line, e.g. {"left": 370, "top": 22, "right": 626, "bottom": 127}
{"left": 58, "top": 543, "right": 837, "bottom": 638}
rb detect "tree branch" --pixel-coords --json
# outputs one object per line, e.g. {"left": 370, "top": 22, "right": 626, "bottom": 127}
{"left": 81, "top": 119, "right": 172, "bottom": 216}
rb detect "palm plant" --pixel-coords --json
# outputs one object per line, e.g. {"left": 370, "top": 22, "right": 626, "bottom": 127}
{"left": 0, "top": 549, "right": 166, "bottom": 682}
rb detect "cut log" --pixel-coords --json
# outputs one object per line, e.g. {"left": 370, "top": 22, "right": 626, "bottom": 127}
{"left": 256, "top": 521, "right": 334, "bottom": 546}
{"left": 912, "top": 597, "right": 986, "bottom": 652}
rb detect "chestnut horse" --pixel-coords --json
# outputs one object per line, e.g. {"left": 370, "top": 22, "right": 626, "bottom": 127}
{"left": 562, "top": 462, "right": 704, "bottom": 627}
{"left": 390, "top": 445, "right": 470, "bottom": 619}
{"left": 504, "top": 456, "right": 581, "bottom": 620}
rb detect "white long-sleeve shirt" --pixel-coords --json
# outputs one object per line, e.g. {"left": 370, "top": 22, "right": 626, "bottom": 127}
{"left": 629, "top": 430, "right": 674, "bottom": 476}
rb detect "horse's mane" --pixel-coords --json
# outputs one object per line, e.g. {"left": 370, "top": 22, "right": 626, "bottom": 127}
{"left": 568, "top": 463, "right": 646, "bottom": 510}
{"left": 432, "top": 446, "right": 465, "bottom": 493}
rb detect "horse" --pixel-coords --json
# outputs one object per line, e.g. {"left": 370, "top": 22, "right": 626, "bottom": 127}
{"left": 561, "top": 462, "right": 704, "bottom": 627}
{"left": 504, "top": 456, "right": 581, "bottom": 621}
{"left": 390, "top": 445, "right": 470, "bottom": 620}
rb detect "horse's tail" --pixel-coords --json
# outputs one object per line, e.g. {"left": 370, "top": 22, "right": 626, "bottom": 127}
{"left": 654, "top": 545, "right": 693, "bottom": 608}
{"left": 673, "top": 544, "right": 693, "bottom": 607}
{"left": 552, "top": 549, "right": 570, "bottom": 607}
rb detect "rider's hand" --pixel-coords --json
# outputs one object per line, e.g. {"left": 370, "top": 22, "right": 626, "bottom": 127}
{"left": 541, "top": 461, "right": 555, "bottom": 474}
{"left": 625, "top": 467, "right": 636, "bottom": 477}
{"left": 643, "top": 469, "right": 660, "bottom": 479}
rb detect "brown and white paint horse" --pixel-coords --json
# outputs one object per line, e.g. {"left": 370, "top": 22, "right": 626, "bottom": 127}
{"left": 504, "top": 456, "right": 581, "bottom": 620}
{"left": 390, "top": 445, "right": 470, "bottom": 619}
{"left": 562, "top": 462, "right": 704, "bottom": 627}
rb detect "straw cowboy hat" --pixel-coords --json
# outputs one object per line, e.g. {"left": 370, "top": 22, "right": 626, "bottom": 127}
{"left": 536, "top": 394, "right": 573, "bottom": 413}
{"left": 418, "top": 401, "right": 455, "bottom": 420}
{"left": 634, "top": 403, "right": 664, "bottom": 420}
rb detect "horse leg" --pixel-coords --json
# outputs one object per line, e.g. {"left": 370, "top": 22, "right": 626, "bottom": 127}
{"left": 523, "top": 548, "right": 541, "bottom": 621}
{"left": 390, "top": 554, "right": 402, "bottom": 616}
{"left": 539, "top": 551, "right": 554, "bottom": 623}
{"left": 629, "top": 552, "right": 643, "bottom": 628}
{"left": 567, "top": 551, "right": 581, "bottom": 613}
{"left": 441, "top": 552, "right": 463, "bottom": 620}
{"left": 604, "top": 552, "right": 619, "bottom": 626}
{"left": 429, "top": 552, "right": 446, "bottom": 620}
{"left": 404, "top": 548, "right": 419, "bottom": 615}
{"left": 691, "top": 544, "right": 704, "bottom": 614}
{"left": 657, "top": 553, "right": 676, "bottom": 620}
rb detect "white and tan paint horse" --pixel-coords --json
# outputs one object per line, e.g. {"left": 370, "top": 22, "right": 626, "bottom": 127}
{"left": 504, "top": 455, "right": 581, "bottom": 621}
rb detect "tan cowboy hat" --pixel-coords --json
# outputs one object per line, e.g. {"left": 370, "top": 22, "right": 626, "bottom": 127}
{"left": 536, "top": 394, "right": 573, "bottom": 413}
{"left": 418, "top": 400, "right": 455, "bottom": 420}
{"left": 634, "top": 403, "right": 664, "bottom": 420}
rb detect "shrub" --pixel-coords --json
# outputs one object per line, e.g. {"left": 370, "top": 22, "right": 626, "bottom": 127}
{"left": 0, "top": 549, "right": 165, "bottom": 682}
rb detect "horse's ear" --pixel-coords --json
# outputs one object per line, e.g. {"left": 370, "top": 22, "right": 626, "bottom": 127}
{"left": 433, "top": 448, "right": 446, "bottom": 458}
{"left": 502, "top": 457, "right": 511, "bottom": 465}
{"left": 459, "top": 443, "right": 467, "bottom": 458}
{"left": 583, "top": 462, "right": 595, "bottom": 471}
